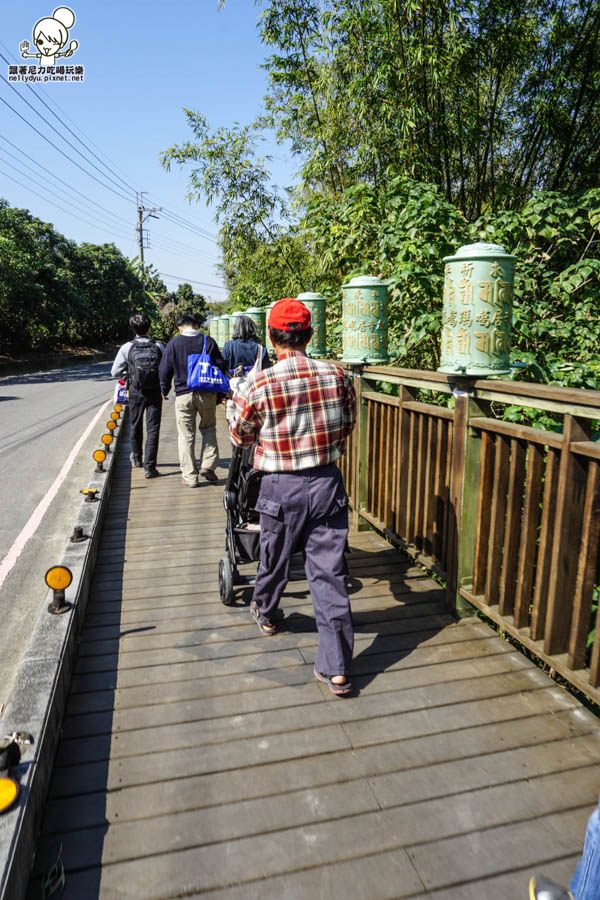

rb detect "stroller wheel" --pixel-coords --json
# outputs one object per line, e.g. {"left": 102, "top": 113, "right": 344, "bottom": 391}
{"left": 218, "top": 557, "right": 235, "bottom": 606}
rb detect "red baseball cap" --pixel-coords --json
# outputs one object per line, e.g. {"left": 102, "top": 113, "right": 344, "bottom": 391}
{"left": 268, "top": 297, "right": 312, "bottom": 332}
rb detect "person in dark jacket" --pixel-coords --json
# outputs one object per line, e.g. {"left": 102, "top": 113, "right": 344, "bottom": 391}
{"left": 159, "top": 314, "right": 227, "bottom": 487}
{"left": 111, "top": 313, "right": 164, "bottom": 479}
{"left": 222, "top": 315, "right": 271, "bottom": 373}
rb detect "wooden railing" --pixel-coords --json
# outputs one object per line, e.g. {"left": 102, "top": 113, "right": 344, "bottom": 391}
{"left": 340, "top": 365, "right": 600, "bottom": 704}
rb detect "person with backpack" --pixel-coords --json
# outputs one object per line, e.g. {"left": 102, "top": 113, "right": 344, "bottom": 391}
{"left": 159, "top": 313, "right": 228, "bottom": 488}
{"left": 111, "top": 313, "right": 165, "bottom": 479}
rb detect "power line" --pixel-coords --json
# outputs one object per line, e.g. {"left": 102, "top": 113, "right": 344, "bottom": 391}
{"left": 0, "top": 93, "right": 133, "bottom": 204}
{"left": 146, "top": 195, "right": 218, "bottom": 236}
{"left": 146, "top": 240, "right": 213, "bottom": 263}
{"left": 0, "top": 135, "right": 133, "bottom": 229}
{"left": 153, "top": 206, "right": 218, "bottom": 243}
{"left": 0, "top": 46, "right": 223, "bottom": 258}
{"left": 0, "top": 134, "right": 217, "bottom": 263}
{"left": 159, "top": 272, "right": 227, "bottom": 291}
{"left": 0, "top": 39, "right": 143, "bottom": 195}
{"left": 0, "top": 41, "right": 221, "bottom": 246}
{"left": 0, "top": 166, "right": 136, "bottom": 245}
{"left": 0, "top": 68, "right": 137, "bottom": 202}
{"left": 0, "top": 154, "right": 135, "bottom": 243}
{"left": 0, "top": 49, "right": 140, "bottom": 199}
{"left": 150, "top": 230, "right": 220, "bottom": 261}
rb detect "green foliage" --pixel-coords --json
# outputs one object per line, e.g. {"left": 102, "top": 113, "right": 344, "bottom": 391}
{"left": 0, "top": 200, "right": 154, "bottom": 354}
{"left": 258, "top": 0, "right": 600, "bottom": 215}
{"left": 473, "top": 189, "right": 600, "bottom": 391}
{"left": 153, "top": 281, "right": 209, "bottom": 340}
{"left": 164, "top": 0, "right": 599, "bottom": 386}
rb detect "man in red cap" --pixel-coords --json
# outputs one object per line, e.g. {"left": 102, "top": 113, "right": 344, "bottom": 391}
{"left": 229, "top": 297, "right": 356, "bottom": 695}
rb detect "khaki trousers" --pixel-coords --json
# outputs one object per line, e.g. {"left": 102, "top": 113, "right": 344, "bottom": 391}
{"left": 174, "top": 392, "right": 219, "bottom": 484}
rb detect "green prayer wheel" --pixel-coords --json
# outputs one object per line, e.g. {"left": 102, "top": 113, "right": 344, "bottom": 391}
{"left": 297, "top": 292, "right": 327, "bottom": 357}
{"left": 438, "top": 242, "right": 515, "bottom": 376}
{"left": 341, "top": 275, "right": 389, "bottom": 364}
{"left": 265, "top": 301, "right": 277, "bottom": 354}
{"left": 245, "top": 306, "right": 266, "bottom": 344}
{"left": 221, "top": 314, "right": 231, "bottom": 343}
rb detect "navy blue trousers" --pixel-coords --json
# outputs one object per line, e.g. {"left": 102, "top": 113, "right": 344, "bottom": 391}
{"left": 254, "top": 464, "right": 354, "bottom": 676}
{"left": 128, "top": 389, "right": 162, "bottom": 469}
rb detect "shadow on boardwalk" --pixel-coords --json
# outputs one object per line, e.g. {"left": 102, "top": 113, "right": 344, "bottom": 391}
{"left": 27, "top": 410, "right": 600, "bottom": 900}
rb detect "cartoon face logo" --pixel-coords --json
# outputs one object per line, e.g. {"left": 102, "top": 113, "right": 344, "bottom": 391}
{"left": 20, "top": 7, "right": 78, "bottom": 66}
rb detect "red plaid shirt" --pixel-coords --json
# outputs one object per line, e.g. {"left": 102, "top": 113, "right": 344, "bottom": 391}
{"left": 229, "top": 352, "right": 356, "bottom": 472}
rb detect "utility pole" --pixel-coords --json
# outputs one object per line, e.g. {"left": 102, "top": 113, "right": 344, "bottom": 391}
{"left": 136, "top": 192, "right": 160, "bottom": 283}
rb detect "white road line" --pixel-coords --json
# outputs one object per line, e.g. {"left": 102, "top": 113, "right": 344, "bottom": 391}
{"left": 0, "top": 398, "right": 111, "bottom": 591}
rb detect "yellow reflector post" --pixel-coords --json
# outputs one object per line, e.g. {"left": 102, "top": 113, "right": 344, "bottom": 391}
{"left": 45, "top": 566, "right": 73, "bottom": 591}
{"left": 106, "top": 420, "right": 116, "bottom": 431}
{"left": 0, "top": 777, "right": 18, "bottom": 814}
{"left": 93, "top": 449, "right": 107, "bottom": 463}
{"left": 114, "top": 403, "right": 123, "bottom": 412}
{"left": 101, "top": 434, "right": 113, "bottom": 446}
{"left": 111, "top": 412, "right": 119, "bottom": 421}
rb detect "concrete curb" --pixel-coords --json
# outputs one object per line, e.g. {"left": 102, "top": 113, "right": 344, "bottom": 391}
{"left": 0, "top": 406, "right": 127, "bottom": 900}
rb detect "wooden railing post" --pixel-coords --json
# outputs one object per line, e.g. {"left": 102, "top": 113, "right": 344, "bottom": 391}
{"left": 544, "top": 415, "right": 593, "bottom": 654}
{"left": 350, "top": 366, "right": 370, "bottom": 531}
{"left": 395, "top": 385, "right": 417, "bottom": 542}
{"left": 446, "top": 381, "right": 490, "bottom": 616}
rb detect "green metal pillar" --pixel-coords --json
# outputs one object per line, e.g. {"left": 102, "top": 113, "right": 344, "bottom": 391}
{"left": 438, "top": 242, "right": 515, "bottom": 377}
{"left": 297, "top": 292, "right": 327, "bottom": 357}
{"left": 341, "top": 276, "right": 389, "bottom": 364}
{"left": 221, "top": 314, "right": 231, "bottom": 344}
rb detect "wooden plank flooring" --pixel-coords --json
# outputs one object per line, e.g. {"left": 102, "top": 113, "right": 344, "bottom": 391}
{"left": 28, "top": 410, "right": 600, "bottom": 899}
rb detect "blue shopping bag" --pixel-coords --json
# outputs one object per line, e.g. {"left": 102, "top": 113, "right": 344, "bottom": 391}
{"left": 187, "top": 337, "right": 230, "bottom": 392}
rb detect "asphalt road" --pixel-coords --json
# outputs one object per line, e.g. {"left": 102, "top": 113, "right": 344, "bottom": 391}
{"left": 0, "top": 360, "right": 115, "bottom": 710}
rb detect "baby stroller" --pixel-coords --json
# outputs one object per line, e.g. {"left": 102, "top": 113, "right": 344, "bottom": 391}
{"left": 218, "top": 444, "right": 263, "bottom": 605}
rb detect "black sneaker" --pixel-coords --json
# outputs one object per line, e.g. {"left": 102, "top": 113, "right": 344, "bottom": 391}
{"left": 130, "top": 453, "right": 143, "bottom": 468}
{"left": 144, "top": 468, "right": 160, "bottom": 479}
{"left": 200, "top": 469, "right": 218, "bottom": 483}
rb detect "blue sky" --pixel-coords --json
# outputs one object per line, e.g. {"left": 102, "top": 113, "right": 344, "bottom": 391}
{"left": 0, "top": 0, "right": 297, "bottom": 301}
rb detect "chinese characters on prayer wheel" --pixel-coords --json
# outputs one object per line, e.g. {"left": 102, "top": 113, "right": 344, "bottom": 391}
{"left": 297, "top": 292, "right": 327, "bottom": 357}
{"left": 341, "top": 275, "right": 389, "bottom": 364}
{"left": 438, "top": 243, "right": 515, "bottom": 376}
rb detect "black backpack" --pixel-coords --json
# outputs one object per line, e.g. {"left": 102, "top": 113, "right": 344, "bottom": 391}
{"left": 127, "top": 339, "right": 162, "bottom": 393}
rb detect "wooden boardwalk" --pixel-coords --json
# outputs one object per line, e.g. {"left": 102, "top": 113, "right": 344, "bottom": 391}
{"left": 29, "top": 410, "right": 600, "bottom": 899}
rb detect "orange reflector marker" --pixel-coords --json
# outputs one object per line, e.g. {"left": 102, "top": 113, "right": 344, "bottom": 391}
{"left": 101, "top": 433, "right": 113, "bottom": 446}
{"left": 45, "top": 565, "right": 73, "bottom": 614}
{"left": 93, "top": 449, "right": 106, "bottom": 464}
{"left": 0, "top": 777, "right": 18, "bottom": 814}
{"left": 45, "top": 566, "right": 73, "bottom": 592}
{"left": 111, "top": 412, "right": 119, "bottom": 422}
{"left": 114, "top": 403, "right": 123, "bottom": 412}
{"left": 106, "top": 420, "right": 117, "bottom": 431}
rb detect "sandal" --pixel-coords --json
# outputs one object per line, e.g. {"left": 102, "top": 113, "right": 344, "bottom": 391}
{"left": 250, "top": 601, "right": 277, "bottom": 636}
{"left": 314, "top": 667, "right": 352, "bottom": 696}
